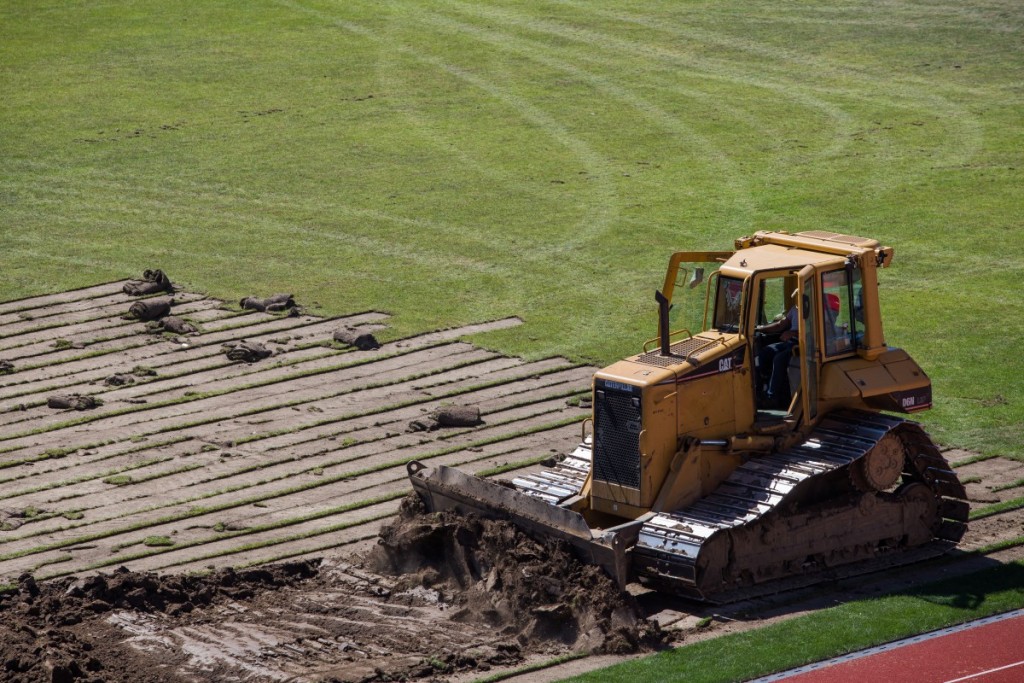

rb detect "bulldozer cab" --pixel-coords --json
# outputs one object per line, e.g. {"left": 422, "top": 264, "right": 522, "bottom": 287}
{"left": 744, "top": 255, "right": 873, "bottom": 426}
{"left": 750, "top": 270, "right": 801, "bottom": 417}
{"left": 660, "top": 235, "right": 891, "bottom": 432}
{"left": 748, "top": 262, "right": 854, "bottom": 425}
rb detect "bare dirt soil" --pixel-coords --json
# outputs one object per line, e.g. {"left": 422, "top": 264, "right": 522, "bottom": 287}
{"left": 368, "top": 496, "right": 663, "bottom": 656}
{"left": 0, "top": 500, "right": 663, "bottom": 683}
{"left": 1, "top": 282, "right": 1021, "bottom": 683}
{"left": 0, "top": 561, "right": 318, "bottom": 683}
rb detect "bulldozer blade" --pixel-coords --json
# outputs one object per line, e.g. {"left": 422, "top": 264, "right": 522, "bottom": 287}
{"left": 407, "top": 461, "right": 637, "bottom": 588}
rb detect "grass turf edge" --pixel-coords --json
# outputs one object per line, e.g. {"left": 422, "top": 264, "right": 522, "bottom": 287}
{"left": 558, "top": 559, "right": 1024, "bottom": 683}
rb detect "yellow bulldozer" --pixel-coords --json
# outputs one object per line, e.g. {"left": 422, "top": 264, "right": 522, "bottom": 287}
{"left": 408, "top": 230, "right": 968, "bottom": 600}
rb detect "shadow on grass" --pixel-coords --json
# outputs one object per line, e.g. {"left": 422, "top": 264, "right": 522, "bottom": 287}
{"left": 910, "top": 556, "right": 1024, "bottom": 610}
{"left": 634, "top": 546, "right": 1021, "bottom": 624}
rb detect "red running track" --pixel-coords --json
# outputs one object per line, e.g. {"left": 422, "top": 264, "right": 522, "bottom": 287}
{"left": 768, "top": 611, "right": 1024, "bottom": 683}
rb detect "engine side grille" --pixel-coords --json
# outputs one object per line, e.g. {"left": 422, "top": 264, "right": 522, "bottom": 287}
{"left": 593, "top": 381, "right": 641, "bottom": 489}
{"left": 636, "top": 337, "right": 711, "bottom": 368}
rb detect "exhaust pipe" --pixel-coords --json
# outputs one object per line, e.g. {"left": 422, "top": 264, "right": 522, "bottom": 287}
{"left": 655, "top": 290, "right": 671, "bottom": 356}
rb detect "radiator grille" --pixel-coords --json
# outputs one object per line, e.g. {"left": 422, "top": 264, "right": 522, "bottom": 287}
{"left": 593, "top": 382, "right": 641, "bottom": 489}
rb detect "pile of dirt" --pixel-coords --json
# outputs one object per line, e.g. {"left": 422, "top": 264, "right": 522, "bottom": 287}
{"left": 367, "top": 496, "right": 664, "bottom": 656}
{"left": 0, "top": 562, "right": 319, "bottom": 683}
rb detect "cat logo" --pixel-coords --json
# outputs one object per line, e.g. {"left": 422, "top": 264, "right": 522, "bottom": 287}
{"left": 718, "top": 357, "right": 733, "bottom": 373}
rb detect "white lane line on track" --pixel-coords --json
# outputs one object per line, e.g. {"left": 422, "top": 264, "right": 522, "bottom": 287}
{"left": 944, "top": 660, "right": 1024, "bottom": 683}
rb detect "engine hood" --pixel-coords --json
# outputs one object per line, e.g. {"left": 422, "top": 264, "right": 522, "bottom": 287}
{"left": 597, "top": 332, "right": 745, "bottom": 389}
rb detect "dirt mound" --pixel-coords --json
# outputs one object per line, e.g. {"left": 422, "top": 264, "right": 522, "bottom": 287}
{"left": 367, "top": 495, "right": 664, "bottom": 656}
{"left": 0, "top": 561, "right": 319, "bottom": 682}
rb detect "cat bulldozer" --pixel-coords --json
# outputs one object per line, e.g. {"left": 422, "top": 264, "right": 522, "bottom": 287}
{"left": 407, "top": 230, "right": 968, "bottom": 600}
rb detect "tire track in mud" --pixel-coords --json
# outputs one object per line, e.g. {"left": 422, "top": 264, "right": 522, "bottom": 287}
{"left": 280, "top": 0, "right": 622, "bottom": 252}
{"left": 424, "top": 6, "right": 758, "bottom": 228}
{"left": 0, "top": 284, "right": 590, "bottom": 585}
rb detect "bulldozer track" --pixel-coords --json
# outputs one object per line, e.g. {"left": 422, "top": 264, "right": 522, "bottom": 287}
{"left": 634, "top": 410, "right": 968, "bottom": 599}
{"left": 510, "top": 441, "right": 592, "bottom": 505}
{"left": 511, "top": 410, "right": 970, "bottom": 602}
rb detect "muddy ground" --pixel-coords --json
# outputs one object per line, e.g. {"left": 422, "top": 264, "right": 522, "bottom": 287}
{"left": 0, "top": 498, "right": 664, "bottom": 683}
{"left": 0, "top": 282, "right": 1021, "bottom": 682}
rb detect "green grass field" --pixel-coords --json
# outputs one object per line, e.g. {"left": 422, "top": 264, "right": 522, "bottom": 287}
{"left": 2, "top": 0, "right": 1021, "bottom": 456}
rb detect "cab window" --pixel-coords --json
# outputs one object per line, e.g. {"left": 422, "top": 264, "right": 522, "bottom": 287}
{"left": 756, "top": 275, "right": 790, "bottom": 328}
{"left": 712, "top": 276, "right": 743, "bottom": 332}
{"left": 821, "top": 268, "right": 864, "bottom": 356}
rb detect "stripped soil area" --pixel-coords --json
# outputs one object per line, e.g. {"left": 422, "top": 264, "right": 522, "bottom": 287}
{"left": 0, "top": 502, "right": 664, "bottom": 683}
{"left": 1, "top": 283, "right": 1022, "bottom": 682}
{"left": 0, "top": 281, "right": 590, "bottom": 584}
